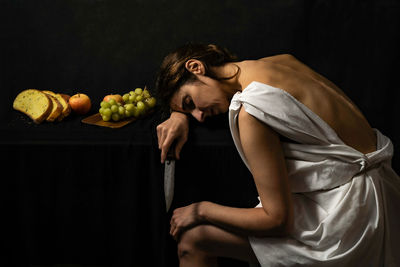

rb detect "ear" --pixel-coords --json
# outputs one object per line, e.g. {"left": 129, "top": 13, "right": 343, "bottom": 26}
{"left": 185, "top": 59, "right": 205, "bottom": 75}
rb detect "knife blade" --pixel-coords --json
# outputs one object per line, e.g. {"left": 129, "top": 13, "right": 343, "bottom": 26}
{"left": 164, "top": 144, "right": 176, "bottom": 212}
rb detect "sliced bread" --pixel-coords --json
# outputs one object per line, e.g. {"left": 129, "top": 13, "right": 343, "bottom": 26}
{"left": 43, "top": 93, "right": 63, "bottom": 122}
{"left": 13, "top": 89, "right": 53, "bottom": 124}
{"left": 43, "top": 90, "right": 71, "bottom": 121}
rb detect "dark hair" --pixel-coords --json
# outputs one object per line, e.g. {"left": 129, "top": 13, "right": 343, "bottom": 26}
{"left": 155, "top": 43, "right": 238, "bottom": 113}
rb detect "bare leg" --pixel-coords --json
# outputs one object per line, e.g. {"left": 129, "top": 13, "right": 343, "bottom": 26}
{"left": 177, "top": 224, "right": 259, "bottom": 266}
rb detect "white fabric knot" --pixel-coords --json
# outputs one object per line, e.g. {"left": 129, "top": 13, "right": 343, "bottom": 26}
{"left": 358, "top": 157, "right": 370, "bottom": 173}
{"left": 229, "top": 92, "right": 242, "bottom": 111}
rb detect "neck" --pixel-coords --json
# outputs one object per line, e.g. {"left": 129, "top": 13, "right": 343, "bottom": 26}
{"left": 211, "top": 62, "right": 243, "bottom": 97}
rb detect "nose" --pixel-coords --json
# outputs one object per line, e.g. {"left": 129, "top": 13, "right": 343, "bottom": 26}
{"left": 191, "top": 109, "right": 205, "bottom": 122}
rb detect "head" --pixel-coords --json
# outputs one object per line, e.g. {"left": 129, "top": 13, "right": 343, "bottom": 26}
{"left": 156, "top": 43, "right": 239, "bottom": 122}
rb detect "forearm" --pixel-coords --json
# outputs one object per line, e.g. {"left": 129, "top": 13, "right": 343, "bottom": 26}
{"left": 198, "top": 201, "right": 290, "bottom": 237}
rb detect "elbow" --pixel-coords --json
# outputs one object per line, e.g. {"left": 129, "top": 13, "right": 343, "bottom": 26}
{"left": 273, "top": 214, "right": 294, "bottom": 237}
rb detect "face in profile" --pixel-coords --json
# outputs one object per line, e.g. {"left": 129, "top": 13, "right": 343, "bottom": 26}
{"left": 169, "top": 59, "right": 234, "bottom": 122}
{"left": 170, "top": 77, "right": 232, "bottom": 122}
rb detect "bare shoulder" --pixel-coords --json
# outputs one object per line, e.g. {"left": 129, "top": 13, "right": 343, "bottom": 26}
{"left": 239, "top": 55, "right": 296, "bottom": 69}
{"left": 238, "top": 54, "right": 305, "bottom": 83}
{"left": 237, "top": 58, "right": 282, "bottom": 87}
{"left": 259, "top": 54, "right": 316, "bottom": 75}
{"left": 259, "top": 53, "right": 298, "bottom": 64}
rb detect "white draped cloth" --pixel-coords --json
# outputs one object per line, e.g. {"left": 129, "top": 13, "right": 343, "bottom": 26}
{"left": 229, "top": 81, "right": 400, "bottom": 266}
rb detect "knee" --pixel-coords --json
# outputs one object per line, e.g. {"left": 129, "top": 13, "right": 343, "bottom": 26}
{"left": 177, "top": 225, "right": 209, "bottom": 259}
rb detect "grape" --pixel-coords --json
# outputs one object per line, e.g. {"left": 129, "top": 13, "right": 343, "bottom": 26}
{"left": 122, "top": 93, "right": 130, "bottom": 103}
{"left": 125, "top": 103, "right": 134, "bottom": 111}
{"left": 103, "top": 108, "right": 112, "bottom": 117}
{"left": 101, "top": 101, "right": 111, "bottom": 109}
{"left": 136, "top": 101, "right": 145, "bottom": 112}
{"left": 145, "top": 97, "right": 156, "bottom": 108}
{"left": 99, "top": 107, "right": 105, "bottom": 114}
{"left": 111, "top": 113, "right": 120, "bottom": 121}
{"left": 108, "top": 99, "right": 116, "bottom": 106}
{"left": 128, "top": 95, "right": 136, "bottom": 103}
{"left": 102, "top": 114, "right": 111, "bottom": 121}
{"left": 129, "top": 90, "right": 135, "bottom": 95}
{"left": 118, "top": 106, "right": 125, "bottom": 116}
{"left": 136, "top": 95, "right": 143, "bottom": 102}
{"left": 135, "top": 88, "right": 143, "bottom": 95}
{"left": 132, "top": 106, "right": 140, "bottom": 118}
{"left": 111, "top": 104, "right": 119, "bottom": 113}
{"left": 125, "top": 109, "right": 131, "bottom": 117}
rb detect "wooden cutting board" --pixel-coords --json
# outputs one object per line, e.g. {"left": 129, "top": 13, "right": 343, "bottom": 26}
{"left": 81, "top": 113, "right": 137, "bottom": 128}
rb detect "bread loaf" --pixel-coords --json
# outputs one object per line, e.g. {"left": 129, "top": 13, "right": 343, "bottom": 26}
{"left": 43, "top": 90, "right": 71, "bottom": 121}
{"left": 13, "top": 89, "right": 53, "bottom": 124}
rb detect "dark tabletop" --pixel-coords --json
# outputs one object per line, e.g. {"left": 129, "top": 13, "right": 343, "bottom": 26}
{"left": 2, "top": 107, "right": 257, "bottom": 267}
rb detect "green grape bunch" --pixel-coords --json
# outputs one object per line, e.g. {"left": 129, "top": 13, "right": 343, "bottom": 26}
{"left": 99, "top": 87, "right": 157, "bottom": 122}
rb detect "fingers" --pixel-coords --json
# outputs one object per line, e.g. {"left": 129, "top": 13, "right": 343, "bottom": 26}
{"left": 157, "top": 123, "right": 172, "bottom": 163}
{"left": 156, "top": 125, "right": 163, "bottom": 151}
{"left": 156, "top": 124, "right": 165, "bottom": 150}
{"left": 156, "top": 114, "right": 189, "bottom": 163}
{"left": 170, "top": 215, "right": 180, "bottom": 240}
{"left": 157, "top": 126, "right": 186, "bottom": 163}
{"left": 160, "top": 134, "right": 175, "bottom": 163}
{"left": 172, "top": 227, "right": 180, "bottom": 241}
{"left": 169, "top": 223, "right": 176, "bottom": 238}
{"left": 170, "top": 207, "right": 186, "bottom": 240}
{"left": 170, "top": 222, "right": 181, "bottom": 240}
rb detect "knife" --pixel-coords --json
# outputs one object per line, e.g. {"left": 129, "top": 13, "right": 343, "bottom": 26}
{"left": 164, "top": 144, "right": 176, "bottom": 212}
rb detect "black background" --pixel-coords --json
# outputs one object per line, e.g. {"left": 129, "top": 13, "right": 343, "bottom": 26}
{"left": 2, "top": 0, "right": 399, "bottom": 171}
{"left": 1, "top": 0, "right": 400, "bottom": 266}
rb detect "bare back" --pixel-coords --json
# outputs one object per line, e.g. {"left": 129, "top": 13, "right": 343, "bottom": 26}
{"left": 238, "top": 54, "right": 376, "bottom": 154}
